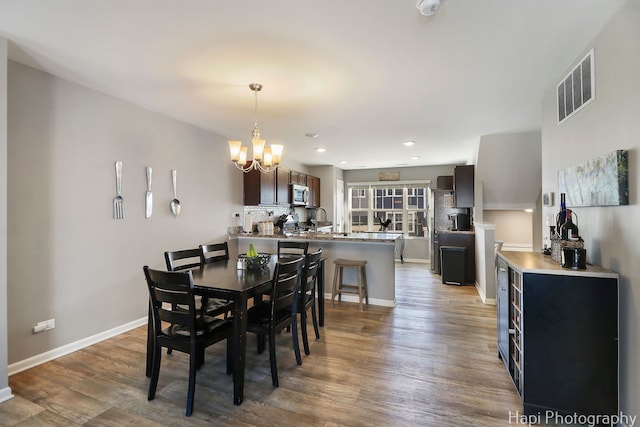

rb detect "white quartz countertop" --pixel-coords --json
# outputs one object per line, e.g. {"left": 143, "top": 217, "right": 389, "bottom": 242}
{"left": 497, "top": 251, "right": 618, "bottom": 279}
{"left": 232, "top": 231, "right": 401, "bottom": 244}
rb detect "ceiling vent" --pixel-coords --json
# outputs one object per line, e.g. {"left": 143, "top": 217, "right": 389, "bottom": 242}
{"left": 557, "top": 49, "right": 595, "bottom": 124}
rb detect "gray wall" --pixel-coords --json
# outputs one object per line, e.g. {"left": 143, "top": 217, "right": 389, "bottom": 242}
{"left": 0, "top": 37, "right": 10, "bottom": 401}
{"left": 343, "top": 164, "right": 455, "bottom": 185}
{"left": 6, "top": 61, "right": 243, "bottom": 364}
{"left": 540, "top": 0, "right": 639, "bottom": 417}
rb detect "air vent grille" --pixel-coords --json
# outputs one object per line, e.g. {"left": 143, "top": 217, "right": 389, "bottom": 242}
{"left": 557, "top": 49, "right": 595, "bottom": 124}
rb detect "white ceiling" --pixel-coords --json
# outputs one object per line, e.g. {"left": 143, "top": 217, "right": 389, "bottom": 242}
{"left": 0, "top": 0, "right": 627, "bottom": 170}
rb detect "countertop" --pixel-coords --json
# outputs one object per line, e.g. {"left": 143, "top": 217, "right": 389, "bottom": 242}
{"left": 497, "top": 250, "right": 618, "bottom": 279}
{"left": 231, "top": 231, "right": 402, "bottom": 244}
{"left": 437, "top": 230, "right": 475, "bottom": 234}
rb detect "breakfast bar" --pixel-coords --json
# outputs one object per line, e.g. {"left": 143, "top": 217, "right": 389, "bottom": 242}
{"left": 232, "top": 232, "right": 401, "bottom": 308}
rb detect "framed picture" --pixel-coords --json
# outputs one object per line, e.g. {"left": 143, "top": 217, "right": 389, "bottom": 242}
{"left": 543, "top": 192, "right": 554, "bottom": 207}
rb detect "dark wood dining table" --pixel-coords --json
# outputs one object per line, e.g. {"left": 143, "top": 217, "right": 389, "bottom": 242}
{"left": 145, "top": 254, "right": 325, "bottom": 405}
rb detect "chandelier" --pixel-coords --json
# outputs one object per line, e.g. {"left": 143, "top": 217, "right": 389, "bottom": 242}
{"left": 228, "top": 83, "right": 283, "bottom": 173}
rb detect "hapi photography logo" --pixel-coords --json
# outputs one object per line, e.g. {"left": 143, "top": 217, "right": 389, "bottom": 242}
{"left": 508, "top": 410, "right": 637, "bottom": 427}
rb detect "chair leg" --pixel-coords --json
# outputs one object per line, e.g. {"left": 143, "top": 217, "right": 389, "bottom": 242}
{"left": 358, "top": 266, "right": 364, "bottom": 312}
{"left": 186, "top": 352, "right": 197, "bottom": 416}
{"left": 300, "top": 309, "right": 310, "bottom": 356}
{"left": 311, "top": 301, "right": 320, "bottom": 340}
{"left": 257, "top": 333, "right": 266, "bottom": 354}
{"left": 148, "top": 343, "right": 162, "bottom": 401}
{"left": 362, "top": 266, "right": 369, "bottom": 305}
{"left": 196, "top": 348, "right": 205, "bottom": 370}
{"left": 292, "top": 319, "right": 302, "bottom": 365}
{"left": 268, "top": 331, "right": 279, "bottom": 387}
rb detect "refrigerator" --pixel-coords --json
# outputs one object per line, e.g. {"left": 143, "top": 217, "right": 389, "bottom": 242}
{"left": 428, "top": 189, "right": 466, "bottom": 273}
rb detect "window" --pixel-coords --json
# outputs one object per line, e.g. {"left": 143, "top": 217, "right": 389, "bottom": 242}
{"left": 347, "top": 181, "right": 429, "bottom": 237}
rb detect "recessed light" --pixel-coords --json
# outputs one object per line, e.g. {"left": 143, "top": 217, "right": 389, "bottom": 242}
{"left": 305, "top": 132, "right": 319, "bottom": 138}
{"left": 403, "top": 140, "right": 415, "bottom": 146}
{"left": 316, "top": 147, "right": 326, "bottom": 153}
{"left": 339, "top": 160, "right": 347, "bottom": 164}
{"left": 410, "top": 156, "right": 420, "bottom": 160}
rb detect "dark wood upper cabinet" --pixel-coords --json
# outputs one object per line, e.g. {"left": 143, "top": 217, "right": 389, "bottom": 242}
{"left": 307, "top": 175, "right": 320, "bottom": 208}
{"left": 276, "top": 167, "right": 290, "bottom": 205}
{"left": 454, "top": 165, "right": 474, "bottom": 208}
{"left": 243, "top": 163, "right": 276, "bottom": 205}
{"left": 290, "top": 170, "right": 307, "bottom": 186}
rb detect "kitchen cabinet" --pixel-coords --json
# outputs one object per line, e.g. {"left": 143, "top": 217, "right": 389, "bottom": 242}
{"left": 454, "top": 165, "right": 474, "bottom": 208}
{"left": 290, "top": 171, "right": 307, "bottom": 186}
{"left": 307, "top": 175, "right": 320, "bottom": 208}
{"left": 243, "top": 163, "right": 276, "bottom": 205}
{"left": 496, "top": 251, "right": 618, "bottom": 418}
{"left": 276, "top": 167, "right": 290, "bottom": 205}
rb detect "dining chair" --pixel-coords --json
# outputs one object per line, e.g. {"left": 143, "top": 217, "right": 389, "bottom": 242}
{"left": 246, "top": 256, "right": 304, "bottom": 387}
{"left": 277, "top": 240, "right": 309, "bottom": 258}
{"left": 200, "top": 242, "right": 230, "bottom": 265}
{"left": 143, "top": 266, "right": 232, "bottom": 417}
{"left": 164, "top": 248, "right": 203, "bottom": 272}
{"left": 297, "top": 248, "right": 323, "bottom": 356}
{"left": 165, "top": 248, "right": 231, "bottom": 317}
{"left": 197, "top": 243, "right": 234, "bottom": 318}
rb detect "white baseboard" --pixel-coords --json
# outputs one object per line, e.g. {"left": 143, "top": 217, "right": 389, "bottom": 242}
{"left": 323, "top": 294, "right": 396, "bottom": 307}
{"left": 475, "top": 282, "right": 496, "bottom": 305}
{"left": 8, "top": 317, "right": 147, "bottom": 376}
{"left": 0, "top": 386, "right": 14, "bottom": 403}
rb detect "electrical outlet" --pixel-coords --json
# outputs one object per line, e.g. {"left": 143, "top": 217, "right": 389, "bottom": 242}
{"left": 32, "top": 318, "right": 55, "bottom": 334}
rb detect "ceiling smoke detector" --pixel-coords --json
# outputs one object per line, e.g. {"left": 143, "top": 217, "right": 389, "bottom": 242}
{"left": 416, "top": 0, "right": 445, "bottom": 16}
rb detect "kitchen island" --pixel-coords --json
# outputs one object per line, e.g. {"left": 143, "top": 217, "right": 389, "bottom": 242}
{"left": 231, "top": 232, "right": 401, "bottom": 307}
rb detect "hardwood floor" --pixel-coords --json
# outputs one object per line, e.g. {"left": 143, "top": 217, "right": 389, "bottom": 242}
{"left": 2, "top": 263, "right": 528, "bottom": 426}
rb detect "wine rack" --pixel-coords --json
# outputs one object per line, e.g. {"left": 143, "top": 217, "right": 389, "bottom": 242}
{"left": 509, "top": 269, "right": 522, "bottom": 393}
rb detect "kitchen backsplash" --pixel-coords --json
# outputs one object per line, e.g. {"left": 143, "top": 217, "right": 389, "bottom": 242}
{"left": 240, "top": 206, "right": 309, "bottom": 228}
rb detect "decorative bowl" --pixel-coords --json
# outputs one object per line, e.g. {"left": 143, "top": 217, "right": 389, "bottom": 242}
{"left": 239, "top": 253, "right": 271, "bottom": 270}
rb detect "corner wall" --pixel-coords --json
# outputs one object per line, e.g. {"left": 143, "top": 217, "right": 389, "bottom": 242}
{"left": 0, "top": 36, "right": 12, "bottom": 403}
{"left": 540, "top": 0, "right": 640, "bottom": 417}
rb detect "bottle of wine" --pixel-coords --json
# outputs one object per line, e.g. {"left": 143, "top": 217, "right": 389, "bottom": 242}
{"left": 556, "top": 193, "right": 567, "bottom": 233}
{"left": 560, "top": 209, "right": 579, "bottom": 240}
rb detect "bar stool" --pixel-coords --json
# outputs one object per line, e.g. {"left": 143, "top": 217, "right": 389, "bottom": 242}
{"left": 331, "top": 259, "right": 368, "bottom": 311}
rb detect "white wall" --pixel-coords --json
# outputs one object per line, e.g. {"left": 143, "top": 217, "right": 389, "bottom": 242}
{"left": 0, "top": 36, "right": 12, "bottom": 402}
{"left": 483, "top": 210, "right": 534, "bottom": 251}
{"left": 540, "top": 0, "right": 639, "bottom": 417}
{"left": 6, "top": 62, "right": 243, "bottom": 364}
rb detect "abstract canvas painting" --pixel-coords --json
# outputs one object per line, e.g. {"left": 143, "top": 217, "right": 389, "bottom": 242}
{"left": 558, "top": 149, "right": 629, "bottom": 207}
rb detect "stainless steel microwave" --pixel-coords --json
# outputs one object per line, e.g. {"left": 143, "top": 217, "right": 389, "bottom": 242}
{"left": 291, "top": 184, "right": 309, "bottom": 206}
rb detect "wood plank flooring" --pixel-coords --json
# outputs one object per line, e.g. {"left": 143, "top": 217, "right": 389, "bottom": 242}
{"left": 2, "top": 263, "right": 531, "bottom": 426}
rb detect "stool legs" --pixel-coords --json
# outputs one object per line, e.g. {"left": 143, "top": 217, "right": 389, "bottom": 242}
{"left": 331, "top": 262, "right": 368, "bottom": 311}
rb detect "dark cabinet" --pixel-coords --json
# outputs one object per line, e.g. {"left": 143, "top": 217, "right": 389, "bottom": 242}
{"left": 497, "top": 252, "right": 619, "bottom": 418}
{"left": 243, "top": 164, "right": 275, "bottom": 205}
{"left": 496, "top": 257, "right": 509, "bottom": 368}
{"left": 290, "top": 171, "right": 307, "bottom": 186}
{"left": 454, "top": 165, "right": 474, "bottom": 208}
{"left": 307, "top": 175, "right": 320, "bottom": 208}
{"left": 276, "top": 167, "right": 290, "bottom": 205}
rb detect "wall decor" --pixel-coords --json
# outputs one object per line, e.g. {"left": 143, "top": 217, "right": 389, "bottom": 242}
{"left": 543, "top": 192, "right": 555, "bottom": 207}
{"left": 558, "top": 149, "right": 628, "bottom": 207}
{"left": 379, "top": 172, "right": 400, "bottom": 181}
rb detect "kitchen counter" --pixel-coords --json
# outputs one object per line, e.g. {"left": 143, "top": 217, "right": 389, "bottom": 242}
{"left": 231, "top": 232, "right": 400, "bottom": 307}
{"left": 231, "top": 231, "right": 401, "bottom": 244}
{"left": 497, "top": 250, "right": 618, "bottom": 278}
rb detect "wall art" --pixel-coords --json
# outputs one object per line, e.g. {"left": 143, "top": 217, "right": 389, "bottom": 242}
{"left": 558, "top": 149, "right": 628, "bottom": 207}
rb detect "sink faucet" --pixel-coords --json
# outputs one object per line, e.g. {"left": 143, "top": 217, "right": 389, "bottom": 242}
{"left": 316, "top": 207, "right": 328, "bottom": 223}
{"left": 310, "top": 207, "right": 328, "bottom": 233}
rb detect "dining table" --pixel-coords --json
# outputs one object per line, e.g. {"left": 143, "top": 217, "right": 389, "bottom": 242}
{"left": 145, "top": 254, "right": 325, "bottom": 405}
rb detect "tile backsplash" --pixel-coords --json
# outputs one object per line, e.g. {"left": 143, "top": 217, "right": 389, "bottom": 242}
{"left": 240, "top": 206, "right": 310, "bottom": 230}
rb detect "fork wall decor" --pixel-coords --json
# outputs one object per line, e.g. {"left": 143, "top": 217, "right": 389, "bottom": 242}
{"left": 113, "top": 160, "right": 125, "bottom": 219}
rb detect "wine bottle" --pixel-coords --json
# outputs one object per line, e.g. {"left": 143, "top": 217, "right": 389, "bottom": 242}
{"left": 556, "top": 193, "right": 567, "bottom": 233}
{"left": 560, "top": 209, "right": 579, "bottom": 240}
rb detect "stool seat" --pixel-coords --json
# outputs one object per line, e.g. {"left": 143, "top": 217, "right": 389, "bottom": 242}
{"left": 333, "top": 259, "right": 367, "bottom": 267}
{"left": 331, "top": 259, "right": 369, "bottom": 311}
